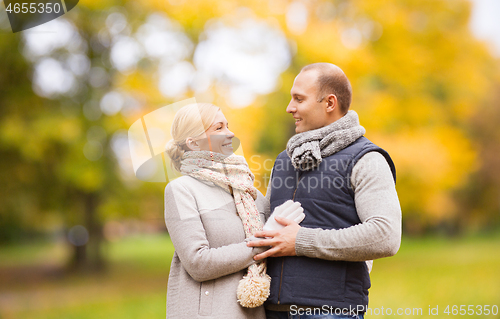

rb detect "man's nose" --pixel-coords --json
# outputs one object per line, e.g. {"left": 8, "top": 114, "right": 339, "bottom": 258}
{"left": 286, "top": 101, "right": 295, "bottom": 113}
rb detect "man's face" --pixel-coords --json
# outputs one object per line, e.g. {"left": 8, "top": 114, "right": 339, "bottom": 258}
{"left": 286, "top": 70, "right": 329, "bottom": 133}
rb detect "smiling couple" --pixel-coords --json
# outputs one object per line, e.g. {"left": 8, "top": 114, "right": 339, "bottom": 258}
{"left": 163, "top": 63, "right": 402, "bottom": 319}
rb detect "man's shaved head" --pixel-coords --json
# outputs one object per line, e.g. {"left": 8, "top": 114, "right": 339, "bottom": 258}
{"left": 300, "top": 63, "right": 352, "bottom": 115}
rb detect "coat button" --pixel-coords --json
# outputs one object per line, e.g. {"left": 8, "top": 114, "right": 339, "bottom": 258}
{"left": 205, "top": 291, "right": 209, "bottom": 296}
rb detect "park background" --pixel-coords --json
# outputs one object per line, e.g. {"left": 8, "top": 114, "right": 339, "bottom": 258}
{"left": 1, "top": 0, "right": 500, "bottom": 318}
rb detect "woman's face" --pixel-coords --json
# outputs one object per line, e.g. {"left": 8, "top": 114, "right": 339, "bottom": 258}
{"left": 189, "top": 110, "right": 235, "bottom": 156}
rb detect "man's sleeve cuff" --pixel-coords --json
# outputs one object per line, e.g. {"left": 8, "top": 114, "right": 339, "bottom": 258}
{"left": 295, "top": 227, "right": 321, "bottom": 256}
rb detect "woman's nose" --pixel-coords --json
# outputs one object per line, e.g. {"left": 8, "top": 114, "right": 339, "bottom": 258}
{"left": 226, "top": 129, "right": 235, "bottom": 138}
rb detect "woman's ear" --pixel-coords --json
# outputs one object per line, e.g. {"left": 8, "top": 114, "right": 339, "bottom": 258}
{"left": 185, "top": 137, "right": 200, "bottom": 151}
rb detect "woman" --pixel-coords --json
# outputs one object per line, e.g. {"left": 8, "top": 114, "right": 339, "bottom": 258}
{"left": 164, "top": 103, "right": 273, "bottom": 319}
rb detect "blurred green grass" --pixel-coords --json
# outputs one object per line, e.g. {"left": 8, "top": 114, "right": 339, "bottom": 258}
{"left": 369, "top": 234, "right": 500, "bottom": 318}
{"left": 0, "top": 233, "right": 499, "bottom": 319}
{"left": 0, "top": 234, "right": 175, "bottom": 319}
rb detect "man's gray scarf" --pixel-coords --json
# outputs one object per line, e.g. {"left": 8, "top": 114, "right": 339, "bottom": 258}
{"left": 286, "top": 110, "right": 366, "bottom": 171}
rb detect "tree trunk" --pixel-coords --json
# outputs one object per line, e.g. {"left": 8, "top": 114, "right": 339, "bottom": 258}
{"left": 69, "top": 191, "right": 105, "bottom": 273}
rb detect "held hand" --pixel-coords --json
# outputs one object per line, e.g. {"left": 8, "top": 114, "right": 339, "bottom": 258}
{"left": 263, "top": 200, "right": 305, "bottom": 231}
{"left": 247, "top": 215, "right": 300, "bottom": 260}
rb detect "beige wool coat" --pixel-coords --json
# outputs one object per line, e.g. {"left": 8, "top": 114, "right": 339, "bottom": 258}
{"left": 164, "top": 175, "right": 269, "bottom": 319}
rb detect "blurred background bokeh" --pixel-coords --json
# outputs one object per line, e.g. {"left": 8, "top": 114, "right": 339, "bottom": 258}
{"left": 1, "top": 0, "right": 499, "bottom": 318}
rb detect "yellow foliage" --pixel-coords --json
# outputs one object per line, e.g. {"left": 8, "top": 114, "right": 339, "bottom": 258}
{"left": 73, "top": 0, "right": 499, "bottom": 231}
{"left": 369, "top": 124, "right": 477, "bottom": 223}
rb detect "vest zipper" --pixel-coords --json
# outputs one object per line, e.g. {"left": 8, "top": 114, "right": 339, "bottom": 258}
{"left": 292, "top": 172, "right": 302, "bottom": 200}
{"left": 277, "top": 171, "right": 303, "bottom": 305}
{"left": 277, "top": 259, "right": 284, "bottom": 304}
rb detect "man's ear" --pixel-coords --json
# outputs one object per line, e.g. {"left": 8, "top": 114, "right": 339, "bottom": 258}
{"left": 185, "top": 137, "right": 200, "bottom": 151}
{"left": 325, "top": 94, "right": 338, "bottom": 113}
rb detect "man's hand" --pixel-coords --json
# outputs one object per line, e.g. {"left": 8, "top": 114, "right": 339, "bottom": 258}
{"left": 247, "top": 215, "right": 301, "bottom": 260}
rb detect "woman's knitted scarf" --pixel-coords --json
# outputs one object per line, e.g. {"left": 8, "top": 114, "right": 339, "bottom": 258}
{"left": 286, "top": 110, "right": 366, "bottom": 171}
{"left": 180, "top": 151, "right": 271, "bottom": 308}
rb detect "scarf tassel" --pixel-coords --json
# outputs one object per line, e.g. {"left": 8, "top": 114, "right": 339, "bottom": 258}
{"left": 236, "top": 265, "right": 271, "bottom": 308}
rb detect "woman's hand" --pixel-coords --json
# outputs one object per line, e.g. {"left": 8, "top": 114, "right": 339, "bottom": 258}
{"left": 262, "top": 200, "right": 304, "bottom": 231}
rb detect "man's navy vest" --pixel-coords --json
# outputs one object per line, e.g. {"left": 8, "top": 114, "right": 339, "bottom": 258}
{"left": 266, "top": 136, "right": 396, "bottom": 311}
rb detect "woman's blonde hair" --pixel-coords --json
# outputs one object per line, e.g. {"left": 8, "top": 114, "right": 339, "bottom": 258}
{"left": 165, "top": 103, "right": 220, "bottom": 171}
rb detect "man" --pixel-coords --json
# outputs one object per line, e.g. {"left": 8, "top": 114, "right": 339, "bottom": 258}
{"left": 247, "top": 63, "right": 402, "bottom": 319}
